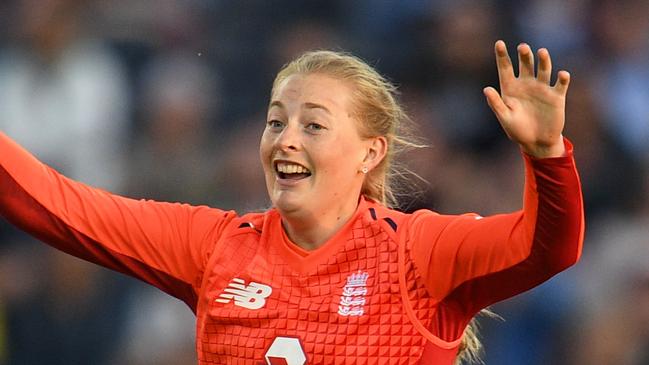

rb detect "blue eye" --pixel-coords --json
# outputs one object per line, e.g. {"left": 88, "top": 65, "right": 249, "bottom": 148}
{"left": 306, "top": 122, "right": 324, "bottom": 131}
{"left": 267, "top": 120, "right": 284, "bottom": 129}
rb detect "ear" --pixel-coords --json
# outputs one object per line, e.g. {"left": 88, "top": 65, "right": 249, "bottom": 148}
{"left": 362, "top": 136, "right": 388, "bottom": 171}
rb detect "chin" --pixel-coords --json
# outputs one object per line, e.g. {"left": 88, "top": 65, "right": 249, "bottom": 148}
{"left": 272, "top": 195, "right": 306, "bottom": 216}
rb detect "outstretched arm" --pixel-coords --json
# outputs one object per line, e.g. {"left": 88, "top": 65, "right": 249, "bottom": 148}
{"left": 0, "top": 132, "right": 235, "bottom": 311}
{"left": 409, "top": 41, "right": 584, "bottom": 339}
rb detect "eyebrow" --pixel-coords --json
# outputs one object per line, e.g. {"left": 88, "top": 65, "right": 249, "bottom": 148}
{"left": 268, "top": 100, "right": 284, "bottom": 109}
{"left": 304, "top": 102, "right": 331, "bottom": 115}
{"left": 268, "top": 100, "right": 331, "bottom": 115}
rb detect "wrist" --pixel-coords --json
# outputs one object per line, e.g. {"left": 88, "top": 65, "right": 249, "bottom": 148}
{"left": 521, "top": 137, "right": 566, "bottom": 158}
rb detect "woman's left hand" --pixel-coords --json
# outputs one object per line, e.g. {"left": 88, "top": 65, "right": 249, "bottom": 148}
{"left": 483, "top": 40, "right": 570, "bottom": 158}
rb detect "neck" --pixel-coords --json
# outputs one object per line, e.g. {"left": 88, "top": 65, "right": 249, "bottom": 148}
{"left": 281, "top": 196, "right": 362, "bottom": 251}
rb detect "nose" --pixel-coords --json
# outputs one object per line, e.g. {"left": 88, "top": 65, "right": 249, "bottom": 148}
{"left": 274, "top": 122, "right": 301, "bottom": 152}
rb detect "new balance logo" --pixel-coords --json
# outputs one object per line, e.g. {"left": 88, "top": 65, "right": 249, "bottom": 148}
{"left": 215, "top": 278, "right": 272, "bottom": 310}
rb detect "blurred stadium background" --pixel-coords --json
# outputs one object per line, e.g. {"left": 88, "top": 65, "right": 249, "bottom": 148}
{"left": 0, "top": 0, "right": 648, "bottom": 364}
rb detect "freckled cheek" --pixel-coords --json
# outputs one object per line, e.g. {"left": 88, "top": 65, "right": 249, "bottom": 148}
{"left": 259, "top": 133, "right": 270, "bottom": 152}
{"left": 259, "top": 136, "right": 273, "bottom": 165}
{"left": 258, "top": 145, "right": 274, "bottom": 189}
{"left": 316, "top": 157, "right": 351, "bottom": 184}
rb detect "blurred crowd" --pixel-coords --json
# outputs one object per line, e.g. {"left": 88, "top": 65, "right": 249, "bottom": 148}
{"left": 0, "top": 0, "right": 648, "bottom": 364}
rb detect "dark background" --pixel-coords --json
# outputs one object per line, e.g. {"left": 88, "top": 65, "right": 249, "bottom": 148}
{"left": 0, "top": 1, "right": 648, "bottom": 364}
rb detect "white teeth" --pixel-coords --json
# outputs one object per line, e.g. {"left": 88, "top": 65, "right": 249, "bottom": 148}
{"left": 276, "top": 162, "right": 310, "bottom": 174}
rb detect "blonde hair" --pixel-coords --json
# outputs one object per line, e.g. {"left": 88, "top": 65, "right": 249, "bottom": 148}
{"left": 271, "top": 50, "right": 485, "bottom": 364}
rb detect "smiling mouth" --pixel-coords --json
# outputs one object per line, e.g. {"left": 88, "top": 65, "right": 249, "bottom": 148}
{"left": 275, "top": 161, "right": 312, "bottom": 180}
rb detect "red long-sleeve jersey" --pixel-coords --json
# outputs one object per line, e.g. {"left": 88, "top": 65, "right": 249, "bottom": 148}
{"left": 0, "top": 132, "right": 584, "bottom": 364}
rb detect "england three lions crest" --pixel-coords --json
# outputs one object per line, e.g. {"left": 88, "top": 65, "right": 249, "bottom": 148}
{"left": 338, "top": 271, "right": 369, "bottom": 317}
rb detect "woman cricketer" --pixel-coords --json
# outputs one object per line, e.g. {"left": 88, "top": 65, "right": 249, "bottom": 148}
{"left": 0, "top": 40, "right": 583, "bottom": 364}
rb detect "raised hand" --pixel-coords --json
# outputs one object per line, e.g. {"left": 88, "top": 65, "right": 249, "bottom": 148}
{"left": 483, "top": 40, "right": 570, "bottom": 158}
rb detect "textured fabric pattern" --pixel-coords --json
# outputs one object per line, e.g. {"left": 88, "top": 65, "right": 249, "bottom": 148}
{"left": 196, "top": 206, "right": 443, "bottom": 364}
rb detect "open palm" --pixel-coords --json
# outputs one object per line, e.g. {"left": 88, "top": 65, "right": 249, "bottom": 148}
{"left": 484, "top": 40, "right": 570, "bottom": 158}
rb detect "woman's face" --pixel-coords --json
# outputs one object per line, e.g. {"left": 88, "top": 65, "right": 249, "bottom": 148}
{"left": 260, "top": 73, "right": 371, "bottom": 219}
